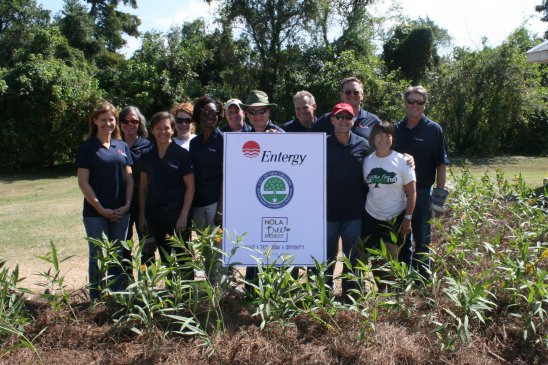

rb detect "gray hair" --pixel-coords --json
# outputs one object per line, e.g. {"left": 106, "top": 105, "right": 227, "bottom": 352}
{"left": 293, "top": 90, "right": 316, "bottom": 105}
{"left": 403, "top": 85, "right": 428, "bottom": 104}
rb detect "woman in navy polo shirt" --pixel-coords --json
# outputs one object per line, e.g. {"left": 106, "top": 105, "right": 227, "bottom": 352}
{"left": 189, "top": 96, "right": 224, "bottom": 282}
{"left": 119, "top": 106, "right": 153, "bottom": 269}
{"left": 139, "top": 112, "right": 195, "bottom": 278}
{"left": 76, "top": 101, "right": 134, "bottom": 301}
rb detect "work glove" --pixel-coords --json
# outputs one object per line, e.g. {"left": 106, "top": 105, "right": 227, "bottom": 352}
{"left": 432, "top": 188, "right": 449, "bottom": 215}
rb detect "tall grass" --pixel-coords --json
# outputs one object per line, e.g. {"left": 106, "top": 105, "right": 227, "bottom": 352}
{"left": 0, "top": 167, "right": 546, "bottom": 359}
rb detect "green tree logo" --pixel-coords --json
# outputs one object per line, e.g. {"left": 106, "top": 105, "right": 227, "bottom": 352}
{"left": 263, "top": 176, "right": 287, "bottom": 203}
{"left": 256, "top": 171, "right": 294, "bottom": 209}
{"left": 366, "top": 168, "right": 397, "bottom": 188}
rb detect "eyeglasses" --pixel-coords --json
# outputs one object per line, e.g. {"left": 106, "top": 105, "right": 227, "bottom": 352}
{"left": 405, "top": 99, "right": 426, "bottom": 105}
{"left": 343, "top": 90, "right": 361, "bottom": 96}
{"left": 175, "top": 117, "right": 192, "bottom": 124}
{"left": 200, "top": 110, "right": 218, "bottom": 118}
{"left": 247, "top": 108, "right": 268, "bottom": 116}
{"left": 334, "top": 113, "right": 353, "bottom": 121}
{"left": 121, "top": 118, "right": 140, "bottom": 125}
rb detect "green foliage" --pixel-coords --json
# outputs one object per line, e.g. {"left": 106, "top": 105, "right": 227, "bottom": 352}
{"left": 428, "top": 28, "right": 548, "bottom": 156}
{"left": 0, "top": 53, "right": 103, "bottom": 168}
{"left": 0, "top": 259, "right": 42, "bottom": 359}
{"left": 383, "top": 17, "right": 450, "bottom": 85}
{"left": 0, "top": 0, "right": 50, "bottom": 67}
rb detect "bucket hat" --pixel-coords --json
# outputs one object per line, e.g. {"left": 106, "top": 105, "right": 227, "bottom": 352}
{"left": 241, "top": 90, "right": 277, "bottom": 110}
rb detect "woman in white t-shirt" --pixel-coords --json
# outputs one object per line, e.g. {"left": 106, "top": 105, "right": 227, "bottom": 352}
{"left": 171, "top": 101, "right": 196, "bottom": 150}
{"left": 363, "top": 121, "right": 416, "bottom": 262}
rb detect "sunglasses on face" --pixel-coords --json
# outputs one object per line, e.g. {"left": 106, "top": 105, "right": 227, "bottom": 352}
{"left": 343, "top": 90, "right": 361, "bottom": 96}
{"left": 247, "top": 108, "right": 268, "bottom": 116}
{"left": 335, "top": 113, "right": 353, "bottom": 121}
{"left": 405, "top": 99, "right": 426, "bottom": 105}
{"left": 175, "top": 117, "right": 192, "bottom": 124}
{"left": 200, "top": 110, "right": 219, "bottom": 118}
{"left": 121, "top": 118, "right": 140, "bottom": 125}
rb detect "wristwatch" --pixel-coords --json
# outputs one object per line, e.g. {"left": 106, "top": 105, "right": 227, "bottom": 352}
{"left": 404, "top": 214, "right": 413, "bottom": 221}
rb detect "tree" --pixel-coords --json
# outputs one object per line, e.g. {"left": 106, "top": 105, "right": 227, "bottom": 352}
{"left": 86, "top": 0, "right": 140, "bottom": 52}
{"left": 57, "top": 0, "right": 102, "bottom": 58}
{"left": 535, "top": 0, "right": 548, "bottom": 38}
{"left": 264, "top": 177, "right": 286, "bottom": 202}
{"left": 0, "top": 53, "right": 103, "bottom": 168}
{"left": 428, "top": 28, "right": 547, "bottom": 156}
{"left": 218, "top": 0, "right": 381, "bottom": 98}
{"left": 383, "top": 17, "right": 450, "bottom": 84}
{"left": 0, "top": 0, "right": 50, "bottom": 67}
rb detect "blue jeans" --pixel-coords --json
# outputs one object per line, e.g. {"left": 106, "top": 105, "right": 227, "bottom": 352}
{"left": 83, "top": 214, "right": 130, "bottom": 300}
{"left": 399, "top": 188, "right": 432, "bottom": 279}
{"left": 326, "top": 219, "right": 363, "bottom": 292}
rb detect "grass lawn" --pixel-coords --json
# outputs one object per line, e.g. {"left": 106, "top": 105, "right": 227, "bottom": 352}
{"left": 1, "top": 156, "right": 546, "bottom": 291}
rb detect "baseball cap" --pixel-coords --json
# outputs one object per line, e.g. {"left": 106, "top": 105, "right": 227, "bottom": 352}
{"left": 332, "top": 103, "right": 355, "bottom": 116}
{"left": 225, "top": 98, "right": 243, "bottom": 110}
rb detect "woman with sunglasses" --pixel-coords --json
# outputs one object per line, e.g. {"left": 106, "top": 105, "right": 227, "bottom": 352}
{"left": 119, "top": 106, "right": 153, "bottom": 268}
{"left": 189, "top": 96, "right": 225, "bottom": 282}
{"left": 76, "top": 101, "right": 133, "bottom": 300}
{"left": 171, "top": 102, "right": 196, "bottom": 150}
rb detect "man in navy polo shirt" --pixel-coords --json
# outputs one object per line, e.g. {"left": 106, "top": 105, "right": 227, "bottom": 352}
{"left": 311, "top": 77, "right": 380, "bottom": 152}
{"left": 282, "top": 90, "right": 318, "bottom": 132}
{"left": 394, "top": 85, "right": 450, "bottom": 280}
{"left": 326, "top": 102, "right": 369, "bottom": 296}
{"left": 241, "top": 90, "right": 285, "bottom": 133}
{"left": 221, "top": 98, "right": 253, "bottom": 132}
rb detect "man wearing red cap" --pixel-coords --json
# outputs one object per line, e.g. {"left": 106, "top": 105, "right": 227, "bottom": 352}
{"left": 325, "top": 102, "right": 369, "bottom": 296}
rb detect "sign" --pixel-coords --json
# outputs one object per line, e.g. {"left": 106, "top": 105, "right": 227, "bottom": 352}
{"left": 222, "top": 133, "right": 326, "bottom": 266}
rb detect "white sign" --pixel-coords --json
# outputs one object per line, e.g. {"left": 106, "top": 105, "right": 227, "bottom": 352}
{"left": 222, "top": 133, "right": 326, "bottom": 266}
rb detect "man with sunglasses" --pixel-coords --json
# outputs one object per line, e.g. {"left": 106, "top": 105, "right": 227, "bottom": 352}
{"left": 325, "top": 103, "right": 369, "bottom": 296}
{"left": 221, "top": 98, "right": 253, "bottom": 132}
{"left": 241, "top": 90, "right": 285, "bottom": 133}
{"left": 394, "top": 85, "right": 450, "bottom": 281}
{"left": 312, "top": 77, "right": 380, "bottom": 152}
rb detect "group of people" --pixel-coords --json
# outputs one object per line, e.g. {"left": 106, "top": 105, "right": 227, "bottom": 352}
{"left": 76, "top": 76, "right": 449, "bottom": 300}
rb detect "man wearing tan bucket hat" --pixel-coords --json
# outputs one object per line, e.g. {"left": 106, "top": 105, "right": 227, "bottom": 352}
{"left": 241, "top": 90, "right": 285, "bottom": 133}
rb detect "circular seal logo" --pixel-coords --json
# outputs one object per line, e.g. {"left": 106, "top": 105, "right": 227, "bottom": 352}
{"left": 242, "top": 140, "right": 260, "bottom": 158}
{"left": 256, "top": 171, "right": 294, "bottom": 209}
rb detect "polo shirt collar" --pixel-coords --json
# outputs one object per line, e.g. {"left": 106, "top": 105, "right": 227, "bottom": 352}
{"left": 403, "top": 114, "right": 427, "bottom": 129}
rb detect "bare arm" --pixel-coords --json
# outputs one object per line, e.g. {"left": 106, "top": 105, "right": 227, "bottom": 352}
{"left": 401, "top": 181, "right": 416, "bottom": 237}
{"left": 436, "top": 164, "right": 447, "bottom": 189}
{"left": 77, "top": 167, "right": 115, "bottom": 221}
{"left": 175, "top": 173, "right": 195, "bottom": 233}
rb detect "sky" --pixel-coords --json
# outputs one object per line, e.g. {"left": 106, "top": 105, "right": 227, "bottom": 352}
{"left": 39, "top": 0, "right": 546, "bottom": 56}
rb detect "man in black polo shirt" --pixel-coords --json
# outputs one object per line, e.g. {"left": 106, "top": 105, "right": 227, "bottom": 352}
{"left": 282, "top": 90, "right": 318, "bottom": 132}
{"left": 312, "top": 77, "right": 380, "bottom": 152}
{"left": 394, "top": 85, "right": 450, "bottom": 280}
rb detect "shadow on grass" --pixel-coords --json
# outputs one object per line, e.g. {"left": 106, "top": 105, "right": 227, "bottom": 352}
{"left": 0, "top": 163, "right": 76, "bottom": 184}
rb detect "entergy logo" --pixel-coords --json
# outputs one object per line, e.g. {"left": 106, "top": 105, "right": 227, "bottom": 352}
{"left": 242, "top": 140, "right": 260, "bottom": 158}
